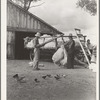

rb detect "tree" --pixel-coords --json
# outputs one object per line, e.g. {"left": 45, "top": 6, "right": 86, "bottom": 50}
{"left": 76, "top": 0, "right": 97, "bottom": 16}
{"left": 9, "top": 0, "right": 44, "bottom": 11}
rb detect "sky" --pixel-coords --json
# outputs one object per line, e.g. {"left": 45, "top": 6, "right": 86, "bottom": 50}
{"left": 29, "top": 0, "right": 98, "bottom": 45}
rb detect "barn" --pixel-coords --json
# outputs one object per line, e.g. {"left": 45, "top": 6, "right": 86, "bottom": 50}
{"left": 7, "top": 0, "right": 63, "bottom": 60}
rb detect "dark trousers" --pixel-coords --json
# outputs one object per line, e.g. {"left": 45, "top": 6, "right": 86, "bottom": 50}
{"left": 88, "top": 49, "right": 93, "bottom": 62}
{"left": 88, "top": 55, "right": 91, "bottom": 62}
{"left": 90, "top": 49, "right": 93, "bottom": 54}
{"left": 67, "top": 53, "right": 74, "bottom": 69}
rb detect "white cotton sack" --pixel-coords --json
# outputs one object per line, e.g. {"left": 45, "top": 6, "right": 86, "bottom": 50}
{"left": 92, "top": 63, "right": 97, "bottom": 73}
{"left": 89, "top": 63, "right": 97, "bottom": 72}
{"left": 91, "top": 55, "right": 96, "bottom": 63}
{"left": 26, "top": 39, "right": 35, "bottom": 49}
{"left": 92, "top": 67, "right": 97, "bottom": 72}
{"left": 89, "top": 63, "right": 94, "bottom": 70}
{"left": 60, "top": 57, "right": 67, "bottom": 66}
{"left": 60, "top": 48, "right": 68, "bottom": 66}
{"left": 52, "top": 47, "right": 64, "bottom": 63}
{"left": 29, "top": 62, "right": 33, "bottom": 67}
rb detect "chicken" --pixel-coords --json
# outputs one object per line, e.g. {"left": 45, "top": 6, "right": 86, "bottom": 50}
{"left": 46, "top": 74, "right": 52, "bottom": 78}
{"left": 13, "top": 74, "right": 25, "bottom": 83}
{"left": 42, "top": 75, "right": 47, "bottom": 79}
{"left": 34, "top": 78, "right": 40, "bottom": 83}
{"left": 54, "top": 74, "right": 60, "bottom": 80}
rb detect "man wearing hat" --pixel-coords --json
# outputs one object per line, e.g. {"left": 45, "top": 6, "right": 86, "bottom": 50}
{"left": 33, "top": 32, "right": 41, "bottom": 70}
{"left": 64, "top": 33, "right": 75, "bottom": 69}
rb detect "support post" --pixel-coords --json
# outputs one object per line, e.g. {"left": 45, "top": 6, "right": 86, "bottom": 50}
{"left": 55, "top": 38, "right": 58, "bottom": 50}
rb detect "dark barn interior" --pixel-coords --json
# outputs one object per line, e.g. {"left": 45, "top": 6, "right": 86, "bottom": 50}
{"left": 15, "top": 31, "right": 56, "bottom": 61}
{"left": 15, "top": 31, "right": 35, "bottom": 60}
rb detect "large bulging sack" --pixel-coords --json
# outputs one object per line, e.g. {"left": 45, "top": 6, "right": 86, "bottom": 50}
{"left": 89, "top": 63, "right": 97, "bottom": 73}
{"left": 92, "top": 64, "right": 97, "bottom": 72}
{"left": 60, "top": 57, "right": 67, "bottom": 66}
{"left": 91, "top": 54, "right": 96, "bottom": 63}
{"left": 52, "top": 47, "right": 64, "bottom": 63}
{"left": 26, "top": 39, "right": 35, "bottom": 49}
{"left": 60, "top": 48, "right": 67, "bottom": 66}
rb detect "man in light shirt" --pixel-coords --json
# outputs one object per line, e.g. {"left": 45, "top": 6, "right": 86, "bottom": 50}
{"left": 33, "top": 32, "right": 41, "bottom": 70}
{"left": 87, "top": 39, "right": 93, "bottom": 54}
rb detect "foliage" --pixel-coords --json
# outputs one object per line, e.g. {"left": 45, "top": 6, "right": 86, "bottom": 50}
{"left": 9, "top": 0, "right": 42, "bottom": 10}
{"left": 76, "top": 0, "right": 97, "bottom": 16}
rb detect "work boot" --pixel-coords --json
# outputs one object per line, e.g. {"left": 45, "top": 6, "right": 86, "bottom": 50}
{"left": 33, "top": 68, "right": 40, "bottom": 71}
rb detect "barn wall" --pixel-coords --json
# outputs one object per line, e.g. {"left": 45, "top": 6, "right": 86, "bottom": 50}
{"left": 7, "top": 31, "right": 15, "bottom": 59}
{"left": 7, "top": 1, "right": 59, "bottom": 35}
{"left": 7, "top": 1, "right": 63, "bottom": 59}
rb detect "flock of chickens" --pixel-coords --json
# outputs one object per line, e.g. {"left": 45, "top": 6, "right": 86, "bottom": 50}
{"left": 13, "top": 74, "right": 67, "bottom": 83}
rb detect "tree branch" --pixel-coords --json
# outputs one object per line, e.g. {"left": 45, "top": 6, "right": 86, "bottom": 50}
{"left": 26, "top": 0, "right": 32, "bottom": 10}
{"left": 29, "top": 2, "right": 45, "bottom": 8}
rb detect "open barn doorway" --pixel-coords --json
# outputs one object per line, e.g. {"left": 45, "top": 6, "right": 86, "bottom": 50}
{"left": 15, "top": 31, "right": 35, "bottom": 60}
{"left": 15, "top": 31, "right": 56, "bottom": 61}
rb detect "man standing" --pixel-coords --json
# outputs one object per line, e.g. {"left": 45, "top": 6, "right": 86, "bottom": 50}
{"left": 86, "top": 39, "right": 93, "bottom": 62}
{"left": 64, "top": 33, "right": 75, "bottom": 69}
{"left": 87, "top": 39, "right": 93, "bottom": 54}
{"left": 33, "top": 32, "right": 41, "bottom": 70}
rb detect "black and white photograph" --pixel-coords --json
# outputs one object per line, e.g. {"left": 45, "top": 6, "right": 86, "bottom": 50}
{"left": 1, "top": 0, "right": 99, "bottom": 100}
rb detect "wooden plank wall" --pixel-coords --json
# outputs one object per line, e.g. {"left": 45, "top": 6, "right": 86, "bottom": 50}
{"left": 7, "top": 1, "right": 58, "bottom": 34}
{"left": 7, "top": 31, "right": 15, "bottom": 59}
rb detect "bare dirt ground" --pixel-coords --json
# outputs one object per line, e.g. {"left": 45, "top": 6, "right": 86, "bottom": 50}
{"left": 7, "top": 60, "right": 96, "bottom": 100}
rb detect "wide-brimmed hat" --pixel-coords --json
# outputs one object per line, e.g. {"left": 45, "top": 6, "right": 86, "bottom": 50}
{"left": 69, "top": 33, "right": 73, "bottom": 37}
{"left": 35, "top": 32, "right": 41, "bottom": 37}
